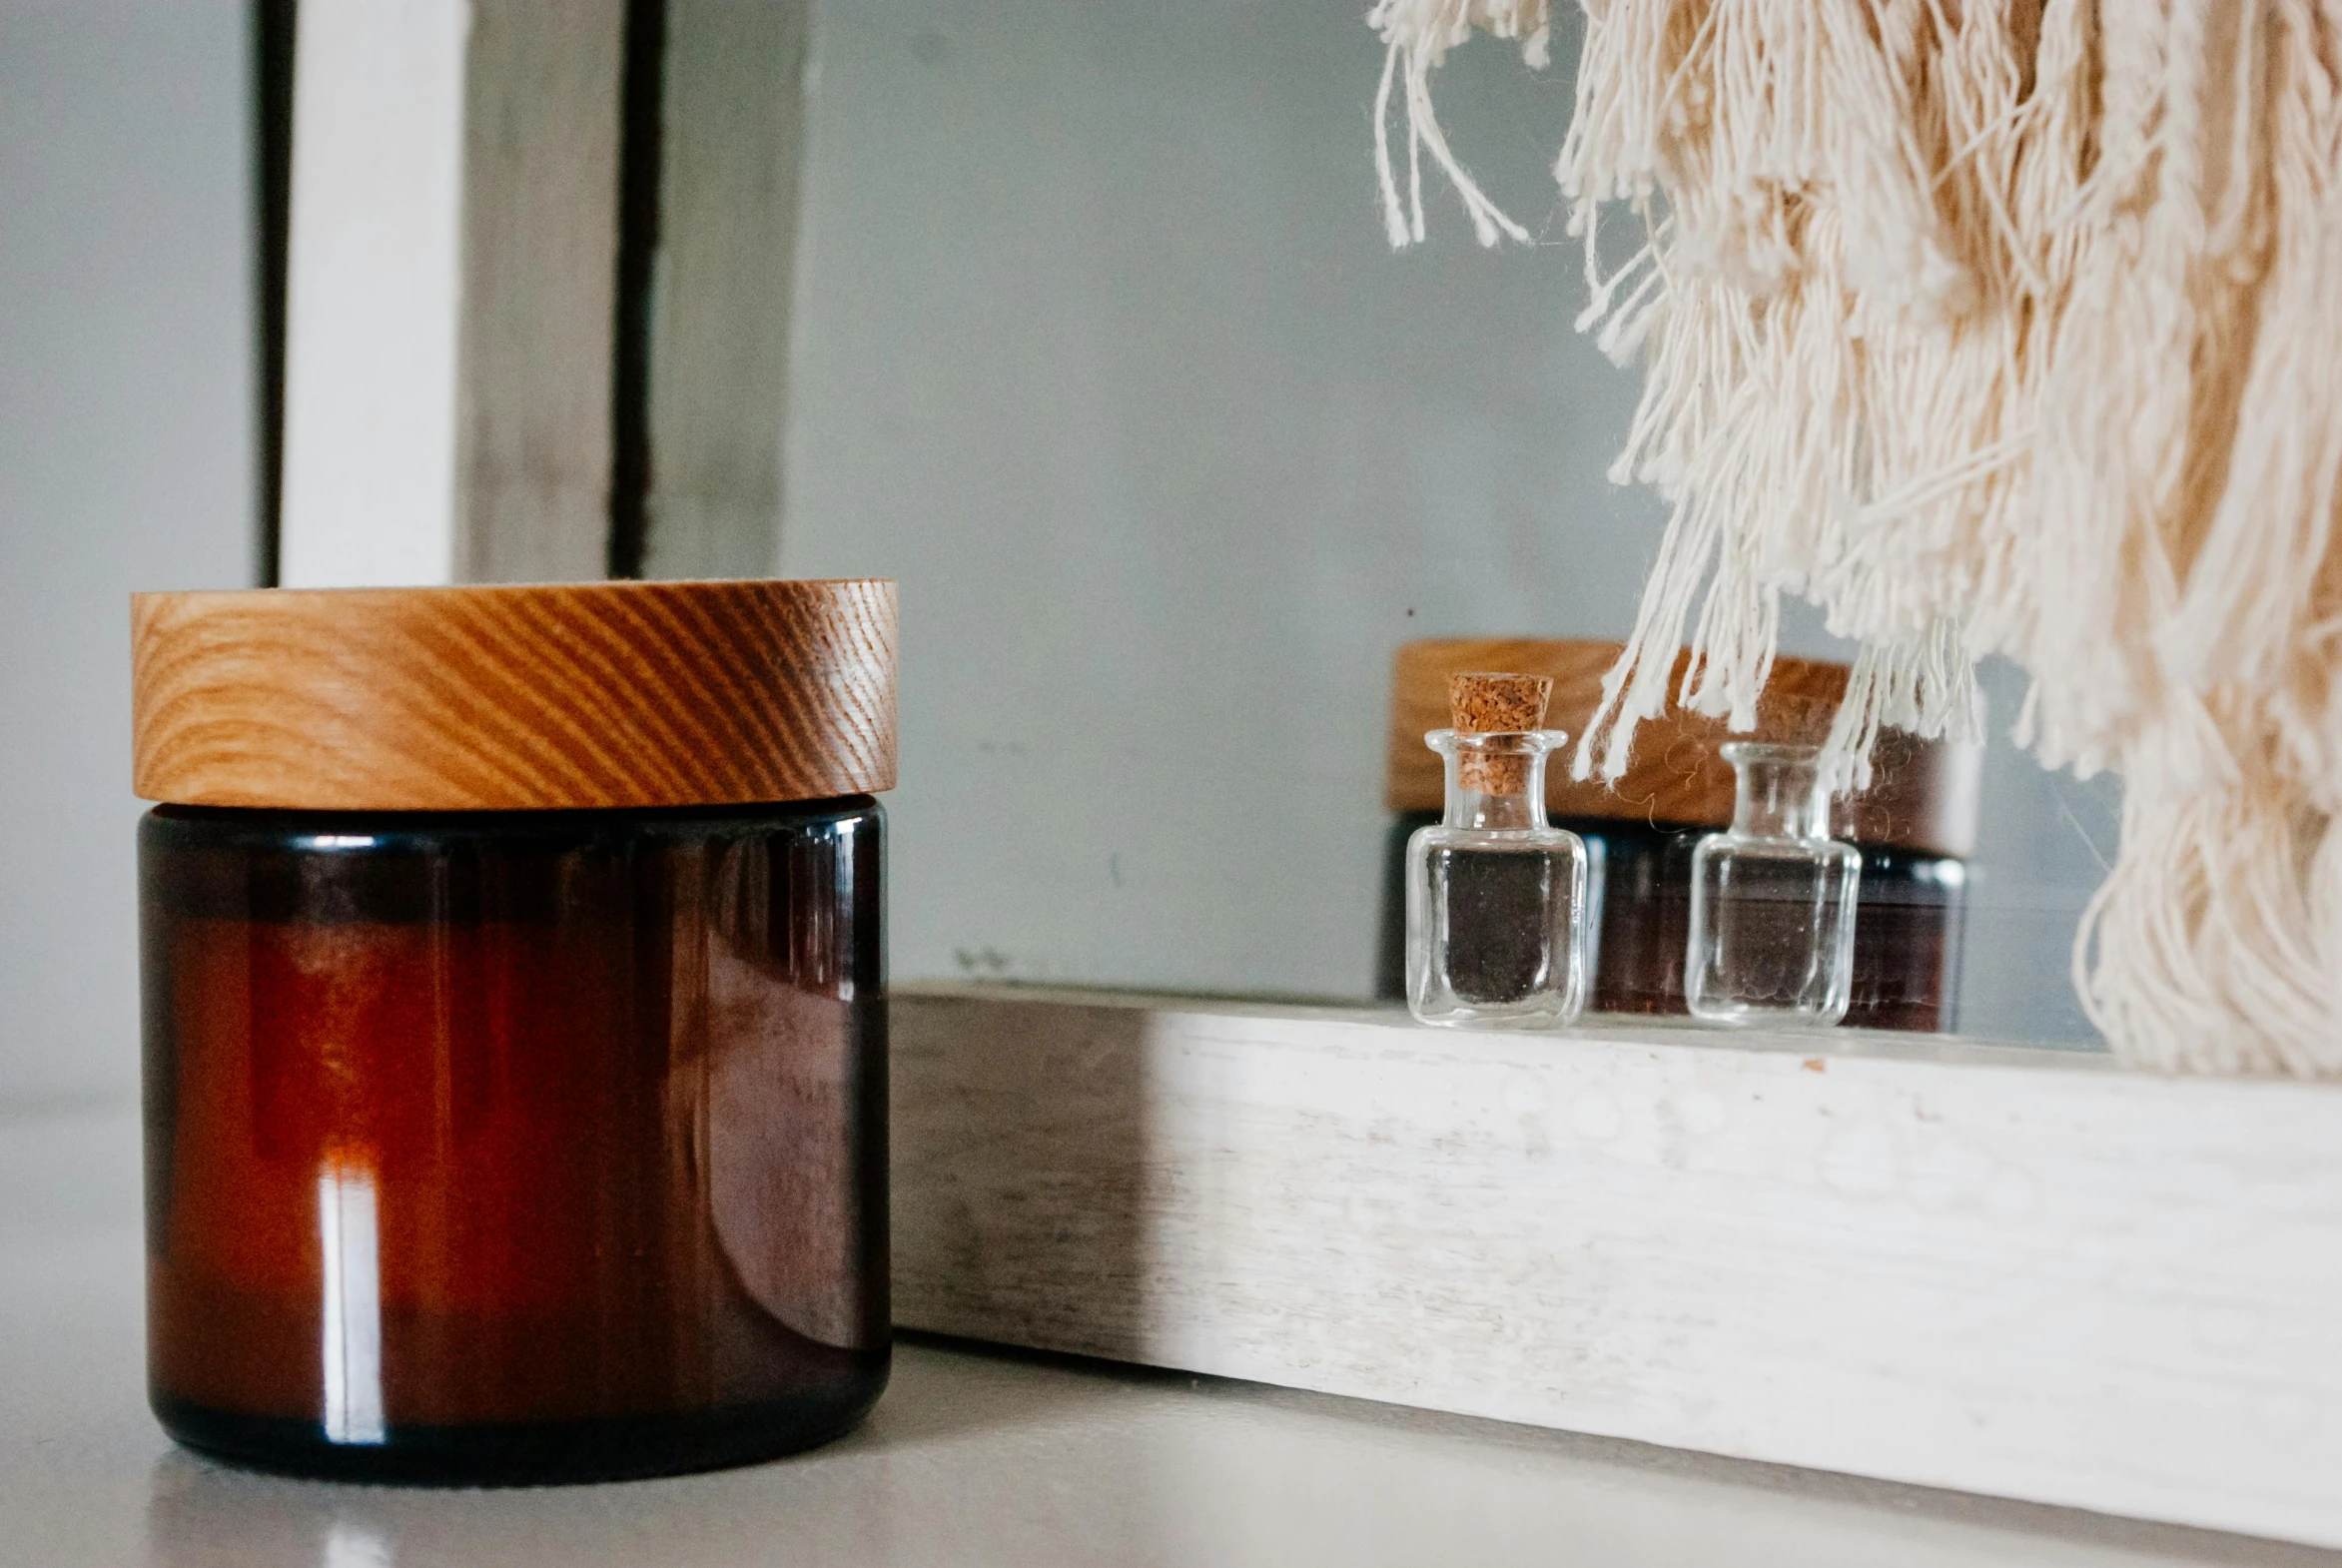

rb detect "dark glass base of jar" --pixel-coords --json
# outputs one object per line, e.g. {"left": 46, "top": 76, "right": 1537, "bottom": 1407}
{"left": 140, "top": 799, "right": 891, "bottom": 1487}
{"left": 1379, "top": 811, "right": 1966, "bottom": 1031}
{"left": 153, "top": 1352, "right": 887, "bottom": 1485}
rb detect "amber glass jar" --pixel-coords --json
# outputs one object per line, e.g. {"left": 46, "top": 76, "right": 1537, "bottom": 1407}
{"left": 130, "top": 580, "right": 898, "bottom": 1483}
{"left": 1375, "top": 640, "right": 1978, "bottom": 1032}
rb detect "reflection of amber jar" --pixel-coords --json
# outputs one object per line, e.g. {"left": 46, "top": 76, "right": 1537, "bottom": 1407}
{"left": 130, "top": 580, "right": 897, "bottom": 1482}
{"left": 1375, "top": 640, "right": 1979, "bottom": 1032}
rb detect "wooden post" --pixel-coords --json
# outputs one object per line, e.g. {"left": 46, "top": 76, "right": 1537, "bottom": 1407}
{"left": 279, "top": 0, "right": 625, "bottom": 587}
{"left": 275, "top": 0, "right": 809, "bottom": 588}
{"left": 641, "top": 0, "right": 812, "bottom": 580}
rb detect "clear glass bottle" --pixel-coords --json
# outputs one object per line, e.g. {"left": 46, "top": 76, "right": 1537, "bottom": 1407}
{"left": 1685, "top": 742, "right": 1862, "bottom": 1028}
{"left": 1404, "top": 674, "right": 1589, "bottom": 1029}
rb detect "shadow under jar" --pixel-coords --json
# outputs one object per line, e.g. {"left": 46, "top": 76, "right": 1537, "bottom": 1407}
{"left": 130, "top": 579, "right": 899, "bottom": 1483}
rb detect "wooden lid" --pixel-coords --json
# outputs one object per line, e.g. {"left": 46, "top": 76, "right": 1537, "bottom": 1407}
{"left": 1387, "top": 638, "right": 1979, "bottom": 857}
{"left": 132, "top": 579, "right": 896, "bottom": 810}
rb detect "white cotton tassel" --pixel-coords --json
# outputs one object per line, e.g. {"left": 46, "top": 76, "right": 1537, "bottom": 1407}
{"left": 2077, "top": 730, "right": 2340, "bottom": 1077}
{"left": 1368, "top": 0, "right": 1549, "bottom": 249}
{"left": 1377, "top": 0, "right": 2342, "bottom": 1072}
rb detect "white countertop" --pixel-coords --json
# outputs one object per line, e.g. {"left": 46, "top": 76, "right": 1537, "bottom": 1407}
{"left": 2, "top": 1104, "right": 2327, "bottom": 1568}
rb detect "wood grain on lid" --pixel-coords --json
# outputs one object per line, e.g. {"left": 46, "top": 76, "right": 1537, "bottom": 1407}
{"left": 132, "top": 579, "right": 896, "bottom": 810}
{"left": 1388, "top": 638, "right": 1979, "bottom": 857}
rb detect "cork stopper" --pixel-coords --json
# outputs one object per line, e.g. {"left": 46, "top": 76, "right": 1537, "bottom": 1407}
{"left": 1448, "top": 672, "right": 1552, "bottom": 794}
{"left": 1449, "top": 672, "right": 1551, "bottom": 735}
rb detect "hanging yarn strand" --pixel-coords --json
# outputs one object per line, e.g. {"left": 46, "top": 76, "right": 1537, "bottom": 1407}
{"left": 1370, "top": 0, "right": 2342, "bottom": 1075}
{"left": 1369, "top": 0, "right": 1552, "bottom": 248}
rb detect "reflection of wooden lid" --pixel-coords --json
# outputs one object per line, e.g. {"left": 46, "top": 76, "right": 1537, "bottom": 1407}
{"left": 132, "top": 579, "right": 896, "bottom": 810}
{"left": 1387, "top": 638, "right": 1979, "bottom": 857}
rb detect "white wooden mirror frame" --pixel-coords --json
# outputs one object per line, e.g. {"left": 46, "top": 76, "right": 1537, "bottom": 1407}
{"left": 275, "top": 0, "right": 2342, "bottom": 1547}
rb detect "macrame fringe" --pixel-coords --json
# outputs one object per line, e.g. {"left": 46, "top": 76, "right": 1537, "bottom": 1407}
{"left": 1376, "top": 0, "right": 2342, "bottom": 1075}
{"left": 1369, "top": 0, "right": 1551, "bottom": 248}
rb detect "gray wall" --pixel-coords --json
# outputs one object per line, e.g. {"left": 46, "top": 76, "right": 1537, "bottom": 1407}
{"left": 777, "top": 0, "right": 2114, "bottom": 1041}
{"left": 0, "top": 0, "right": 256, "bottom": 1111}
{"left": 1960, "top": 661, "right": 2121, "bottom": 1044}
{"left": 780, "top": 1, "right": 1676, "bottom": 998}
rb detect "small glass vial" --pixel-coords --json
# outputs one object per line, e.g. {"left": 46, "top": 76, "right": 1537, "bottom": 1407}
{"left": 1686, "top": 743, "right": 1862, "bottom": 1028}
{"left": 1405, "top": 673, "right": 1590, "bottom": 1029}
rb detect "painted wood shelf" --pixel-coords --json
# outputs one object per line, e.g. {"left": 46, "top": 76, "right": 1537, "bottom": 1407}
{"left": 891, "top": 986, "right": 2342, "bottom": 1549}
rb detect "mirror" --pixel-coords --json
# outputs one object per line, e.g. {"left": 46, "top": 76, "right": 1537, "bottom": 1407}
{"left": 766, "top": 3, "right": 2119, "bottom": 1046}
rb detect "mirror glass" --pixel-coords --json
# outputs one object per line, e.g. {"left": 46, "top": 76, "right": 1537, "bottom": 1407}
{"left": 771, "top": 2, "right": 2119, "bottom": 1046}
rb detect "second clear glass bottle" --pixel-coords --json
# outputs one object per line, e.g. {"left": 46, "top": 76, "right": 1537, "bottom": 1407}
{"left": 1685, "top": 742, "right": 1862, "bottom": 1028}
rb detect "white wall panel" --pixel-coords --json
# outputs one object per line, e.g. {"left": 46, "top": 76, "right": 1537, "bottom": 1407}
{"left": 277, "top": 0, "right": 469, "bottom": 587}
